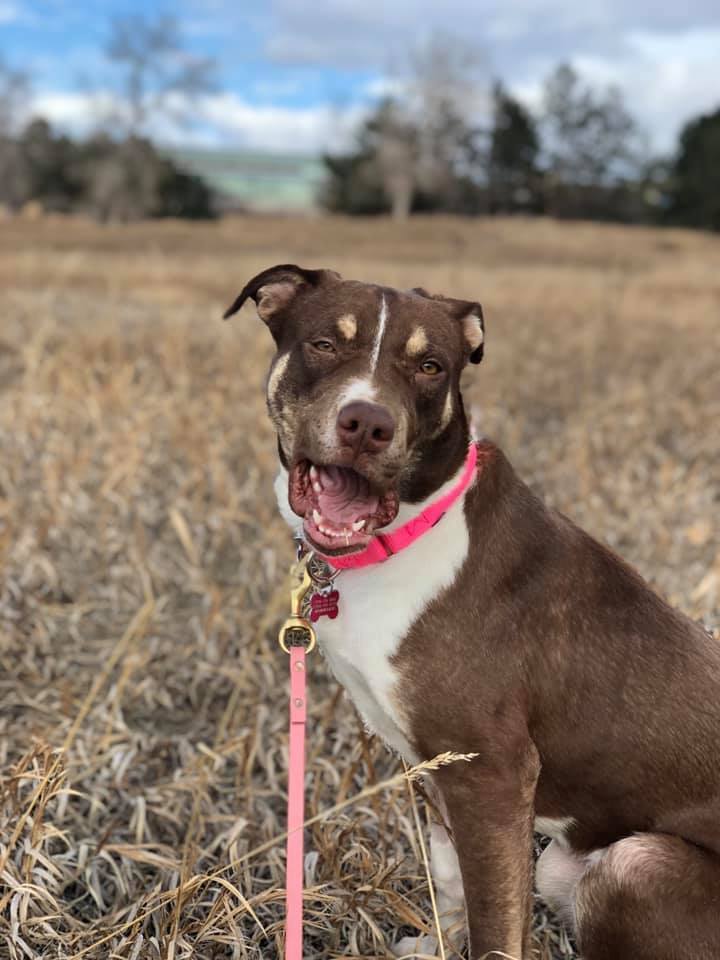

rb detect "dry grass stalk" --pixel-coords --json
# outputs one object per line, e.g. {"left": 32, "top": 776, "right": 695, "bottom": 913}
{"left": 403, "top": 762, "right": 447, "bottom": 960}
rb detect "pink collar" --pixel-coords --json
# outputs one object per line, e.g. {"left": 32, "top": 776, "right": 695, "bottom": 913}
{"left": 317, "top": 442, "right": 479, "bottom": 570}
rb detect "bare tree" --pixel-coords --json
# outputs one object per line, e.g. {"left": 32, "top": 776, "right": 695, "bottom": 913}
{"left": 375, "top": 33, "right": 488, "bottom": 218}
{"left": 407, "top": 33, "right": 487, "bottom": 193}
{"left": 0, "top": 56, "right": 31, "bottom": 136}
{"left": 542, "top": 65, "right": 642, "bottom": 188}
{"left": 540, "top": 64, "right": 649, "bottom": 218}
{"left": 372, "top": 100, "right": 418, "bottom": 220}
{"left": 0, "top": 59, "right": 31, "bottom": 212}
{"left": 105, "top": 14, "right": 216, "bottom": 136}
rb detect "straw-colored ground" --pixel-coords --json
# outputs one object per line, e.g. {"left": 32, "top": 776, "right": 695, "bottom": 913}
{"left": 0, "top": 214, "right": 718, "bottom": 960}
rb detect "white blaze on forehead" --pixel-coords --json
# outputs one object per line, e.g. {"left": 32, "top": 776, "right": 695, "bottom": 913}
{"left": 337, "top": 313, "right": 357, "bottom": 340}
{"left": 267, "top": 352, "right": 290, "bottom": 405}
{"left": 406, "top": 326, "right": 428, "bottom": 355}
{"left": 462, "top": 312, "right": 484, "bottom": 351}
{"left": 369, "top": 294, "right": 388, "bottom": 375}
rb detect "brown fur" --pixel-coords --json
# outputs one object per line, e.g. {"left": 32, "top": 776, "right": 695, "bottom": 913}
{"left": 577, "top": 834, "right": 720, "bottom": 958}
{"left": 396, "top": 445, "right": 720, "bottom": 957}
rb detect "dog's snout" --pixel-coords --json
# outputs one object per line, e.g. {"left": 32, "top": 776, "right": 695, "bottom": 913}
{"left": 336, "top": 401, "right": 395, "bottom": 455}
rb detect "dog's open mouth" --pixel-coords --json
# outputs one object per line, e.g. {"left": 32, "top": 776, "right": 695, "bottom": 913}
{"left": 289, "top": 461, "right": 399, "bottom": 555}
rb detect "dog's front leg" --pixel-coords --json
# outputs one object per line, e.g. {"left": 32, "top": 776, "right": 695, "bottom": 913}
{"left": 436, "top": 740, "right": 540, "bottom": 960}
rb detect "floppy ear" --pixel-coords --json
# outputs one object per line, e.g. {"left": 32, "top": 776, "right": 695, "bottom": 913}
{"left": 411, "top": 288, "right": 485, "bottom": 364}
{"left": 223, "top": 264, "right": 340, "bottom": 334}
{"left": 455, "top": 301, "right": 485, "bottom": 364}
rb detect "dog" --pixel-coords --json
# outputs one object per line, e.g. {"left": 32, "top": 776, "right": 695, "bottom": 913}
{"left": 225, "top": 264, "right": 720, "bottom": 959}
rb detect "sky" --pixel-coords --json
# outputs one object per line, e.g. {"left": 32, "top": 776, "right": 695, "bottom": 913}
{"left": 1, "top": 0, "right": 719, "bottom": 156}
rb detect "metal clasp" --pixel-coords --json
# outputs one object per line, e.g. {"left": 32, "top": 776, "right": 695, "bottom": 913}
{"left": 278, "top": 553, "right": 317, "bottom": 654}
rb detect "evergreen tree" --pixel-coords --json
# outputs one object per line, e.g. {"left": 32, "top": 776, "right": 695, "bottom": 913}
{"left": 488, "top": 82, "right": 541, "bottom": 213}
{"left": 667, "top": 108, "right": 720, "bottom": 231}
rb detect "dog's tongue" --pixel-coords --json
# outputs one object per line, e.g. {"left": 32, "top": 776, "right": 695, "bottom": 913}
{"left": 316, "top": 466, "right": 378, "bottom": 524}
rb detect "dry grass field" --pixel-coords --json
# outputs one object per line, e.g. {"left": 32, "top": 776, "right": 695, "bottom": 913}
{"left": 0, "top": 214, "right": 718, "bottom": 960}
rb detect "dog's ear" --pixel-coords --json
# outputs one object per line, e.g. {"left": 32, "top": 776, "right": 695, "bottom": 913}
{"left": 411, "top": 288, "right": 485, "bottom": 364}
{"left": 223, "top": 264, "right": 341, "bottom": 333}
{"left": 454, "top": 301, "right": 485, "bottom": 364}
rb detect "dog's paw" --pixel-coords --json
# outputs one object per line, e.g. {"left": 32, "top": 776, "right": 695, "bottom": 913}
{"left": 390, "top": 934, "right": 439, "bottom": 958}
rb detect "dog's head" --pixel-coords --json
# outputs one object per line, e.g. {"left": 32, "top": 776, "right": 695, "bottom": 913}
{"left": 225, "top": 265, "right": 484, "bottom": 557}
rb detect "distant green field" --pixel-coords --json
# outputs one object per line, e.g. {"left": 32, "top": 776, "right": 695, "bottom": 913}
{"left": 165, "top": 146, "right": 325, "bottom": 212}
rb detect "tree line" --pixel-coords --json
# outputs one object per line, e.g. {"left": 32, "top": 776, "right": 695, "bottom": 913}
{"left": 0, "top": 119, "right": 214, "bottom": 220}
{"left": 323, "top": 50, "right": 720, "bottom": 231}
{"left": 0, "top": 17, "right": 216, "bottom": 221}
{"left": 1, "top": 22, "right": 718, "bottom": 230}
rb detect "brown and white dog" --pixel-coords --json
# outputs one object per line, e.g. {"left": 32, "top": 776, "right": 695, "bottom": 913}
{"left": 225, "top": 265, "right": 720, "bottom": 960}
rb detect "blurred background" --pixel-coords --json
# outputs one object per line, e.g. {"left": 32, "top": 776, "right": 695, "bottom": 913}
{"left": 1, "top": 0, "right": 719, "bottom": 225}
{"left": 0, "top": 4, "right": 718, "bottom": 960}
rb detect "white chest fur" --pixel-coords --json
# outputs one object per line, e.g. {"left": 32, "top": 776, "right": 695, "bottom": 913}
{"left": 275, "top": 468, "right": 474, "bottom": 760}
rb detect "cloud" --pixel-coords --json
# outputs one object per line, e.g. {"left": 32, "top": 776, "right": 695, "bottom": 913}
{"left": 15, "top": 1, "right": 720, "bottom": 155}
{"left": 512, "top": 27, "right": 720, "bottom": 152}
{"left": 572, "top": 28, "right": 720, "bottom": 151}
{"left": 258, "top": 0, "right": 720, "bottom": 151}
{"left": 0, "top": 1, "right": 22, "bottom": 24}
{"left": 261, "top": 0, "right": 720, "bottom": 70}
{"left": 28, "top": 89, "right": 362, "bottom": 154}
{"left": 197, "top": 93, "right": 361, "bottom": 151}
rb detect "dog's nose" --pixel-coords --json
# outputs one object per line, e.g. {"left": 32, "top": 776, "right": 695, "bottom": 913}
{"left": 336, "top": 401, "right": 396, "bottom": 455}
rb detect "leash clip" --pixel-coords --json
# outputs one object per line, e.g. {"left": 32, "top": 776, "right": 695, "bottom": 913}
{"left": 278, "top": 554, "right": 316, "bottom": 654}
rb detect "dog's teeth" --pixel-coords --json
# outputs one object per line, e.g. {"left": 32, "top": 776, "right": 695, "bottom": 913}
{"left": 310, "top": 466, "right": 322, "bottom": 493}
{"left": 352, "top": 519, "right": 365, "bottom": 532}
{"left": 312, "top": 509, "right": 322, "bottom": 525}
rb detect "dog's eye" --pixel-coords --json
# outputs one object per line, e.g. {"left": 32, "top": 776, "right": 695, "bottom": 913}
{"left": 312, "top": 339, "right": 335, "bottom": 353}
{"left": 419, "top": 359, "right": 442, "bottom": 376}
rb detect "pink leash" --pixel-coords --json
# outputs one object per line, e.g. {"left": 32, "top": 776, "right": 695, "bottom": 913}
{"left": 286, "top": 643, "right": 307, "bottom": 959}
{"left": 279, "top": 559, "right": 317, "bottom": 960}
